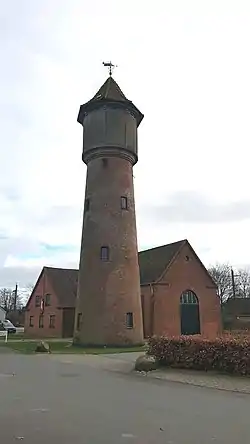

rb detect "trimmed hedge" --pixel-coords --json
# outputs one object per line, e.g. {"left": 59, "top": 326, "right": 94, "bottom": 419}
{"left": 147, "top": 335, "right": 250, "bottom": 376}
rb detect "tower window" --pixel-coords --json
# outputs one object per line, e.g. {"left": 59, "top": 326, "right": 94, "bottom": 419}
{"left": 85, "top": 198, "right": 90, "bottom": 211}
{"left": 100, "top": 246, "right": 109, "bottom": 261}
{"left": 35, "top": 295, "right": 41, "bottom": 307}
{"left": 126, "top": 312, "right": 134, "bottom": 329}
{"left": 77, "top": 313, "right": 82, "bottom": 330}
{"left": 102, "top": 158, "right": 108, "bottom": 168}
{"left": 29, "top": 316, "right": 34, "bottom": 327}
{"left": 121, "top": 196, "right": 128, "bottom": 210}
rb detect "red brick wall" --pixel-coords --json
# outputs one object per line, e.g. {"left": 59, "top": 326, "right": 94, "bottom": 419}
{"left": 24, "top": 271, "right": 63, "bottom": 338}
{"left": 141, "top": 286, "right": 153, "bottom": 338}
{"left": 141, "top": 243, "right": 221, "bottom": 339}
{"left": 75, "top": 156, "right": 143, "bottom": 346}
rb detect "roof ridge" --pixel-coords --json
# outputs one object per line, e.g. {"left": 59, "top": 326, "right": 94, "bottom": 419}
{"left": 139, "top": 239, "right": 187, "bottom": 284}
{"left": 45, "top": 266, "right": 78, "bottom": 271}
{"left": 139, "top": 239, "right": 187, "bottom": 254}
{"left": 104, "top": 77, "right": 111, "bottom": 99}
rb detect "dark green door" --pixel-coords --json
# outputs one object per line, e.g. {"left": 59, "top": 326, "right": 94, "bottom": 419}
{"left": 180, "top": 290, "right": 200, "bottom": 335}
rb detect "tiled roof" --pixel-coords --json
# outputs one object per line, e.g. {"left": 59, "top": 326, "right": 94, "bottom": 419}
{"left": 77, "top": 76, "right": 144, "bottom": 126}
{"left": 92, "top": 76, "right": 128, "bottom": 102}
{"left": 45, "top": 267, "right": 78, "bottom": 308}
{"left": 41, "top": 240, "right": 191, "bottom": 306}
{"left": 138, "top": 240, "right": 186, "bottom": 284}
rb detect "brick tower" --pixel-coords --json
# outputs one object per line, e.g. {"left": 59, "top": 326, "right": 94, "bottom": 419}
{"left": 73, "top": 70, "right": 144, "bottom": 346}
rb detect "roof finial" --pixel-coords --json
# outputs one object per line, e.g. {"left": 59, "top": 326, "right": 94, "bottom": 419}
{"left": 102, "top": 61, "right": 117, "bottom": 76}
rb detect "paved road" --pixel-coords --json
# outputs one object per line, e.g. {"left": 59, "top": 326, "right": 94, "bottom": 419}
{"left": 1, "top": 351, "right": 250, "bottom": 443}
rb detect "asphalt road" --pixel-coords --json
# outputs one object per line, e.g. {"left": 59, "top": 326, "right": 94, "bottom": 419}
{"left": 1, "top": 350, "right": 250, "bottom": 443}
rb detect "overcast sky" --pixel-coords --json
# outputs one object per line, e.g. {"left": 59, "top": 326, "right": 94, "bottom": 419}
{"left": 0, "top": 0, "right": 250, "bottom": 290}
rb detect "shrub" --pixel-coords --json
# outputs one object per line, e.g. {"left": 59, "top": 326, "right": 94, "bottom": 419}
{"left": 147, "top": 335, "right": 250, "bottom": 376}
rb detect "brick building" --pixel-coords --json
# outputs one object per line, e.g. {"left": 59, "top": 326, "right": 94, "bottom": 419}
{"left": 24, "top": 239, "right": 221, "bottom": 339}
{"left": 74, "top": 74, "right": 144, "bottom": 346}
{"left": 25, "top": 267, "right": 78, "bottom": 338}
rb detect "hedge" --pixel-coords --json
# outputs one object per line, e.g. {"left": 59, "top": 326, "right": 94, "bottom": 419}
{"left": 147, "top": 335, "right": 250, "bottom": 375}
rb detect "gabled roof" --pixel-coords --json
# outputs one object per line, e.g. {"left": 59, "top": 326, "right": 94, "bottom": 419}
{"left": 138, "top": 240, "right": 186, "bottom": 284}
{"left": 45, "top": 267, "right": 78, "bottom": 308}
{"left": 25, "top": 267, "right": 78, "bottom": 310}
{"left": 138, "top": 239, "right": 216, "bottom": 287}
{"left": 26, "top": 240, "right": 215, "bottom": 308}
{"left": 77, "top": 76, "right": 144, "bottom": 126}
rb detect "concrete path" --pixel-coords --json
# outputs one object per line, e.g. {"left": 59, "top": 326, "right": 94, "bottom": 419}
{"left": 52, "top": 351, "right": 250, "bottom": 394}
{"left": 1, "top": 351, "right": 250, "bottom": 443}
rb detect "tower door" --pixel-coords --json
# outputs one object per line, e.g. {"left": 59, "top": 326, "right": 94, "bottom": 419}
{"left": 180, "top": 290, "right": 200, "bottom": 335}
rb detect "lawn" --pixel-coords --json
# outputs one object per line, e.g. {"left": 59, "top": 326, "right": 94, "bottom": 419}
{"left": 1, "top": 339, "right": 146, "bottom": 355}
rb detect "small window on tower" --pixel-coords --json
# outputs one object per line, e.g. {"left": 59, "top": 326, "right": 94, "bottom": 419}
{"left": 29, "top": 316, "right": 34, "bottom": 327}
{"left": 85, "top": 198, "right": 90, "bottom": 212}
{"left": 121, "top": 196, "right": 128, "bottom": 210}
{"left": 102, "top": 158, "right": 108, "bottom": 168}
{"left": 126, "top": 312, "right": 134, "bottom": 329}
{"left": 35, "top": 295, "right": 41, "bottom": 307}
{"left": 77, "top": 313, "right": 82, "bottom": 330}
{"left": 100, "top": 246, "right": 109, "bottom": 261}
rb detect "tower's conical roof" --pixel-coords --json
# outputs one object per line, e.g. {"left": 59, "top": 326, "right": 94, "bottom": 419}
{"left": 78, "top": 77, "right": 143, "bottom": 126}
{"left": 92, "top": 77, "right": 128, "bottom": 102}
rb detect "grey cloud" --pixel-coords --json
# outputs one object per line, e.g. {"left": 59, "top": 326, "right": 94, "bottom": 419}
{"left": 37, "top": 205, "right": 83, "bottom": 227}
{"left": 0, "top": 1, "right": 79, "bottom": 196}
{"left": 0, "top": 265, "right": 41, "bottom": 290}
{"left": 0, "top": 202, "right": 82, "bottom": 242}
{"left": 0, "top": 202, "right": 82, "bottom": 288}
{"left": 0, "top": 186, "right": 20, "bottom": 202}
{"left": 0, "top": 0, "right": 71, "bottom": 60}
{"left": 0, "top": 257, "right": 78, "bottom": 289}
{"left": 144, "top": 191, "right": 250, "bottom": 224}
{"left": 0, "top": 234, "right": 79, "bottom": 288}
{"left": 0, "top": 259, "right": 78, "bottom": 290}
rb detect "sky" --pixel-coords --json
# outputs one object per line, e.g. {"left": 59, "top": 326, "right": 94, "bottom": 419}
{"left": 0, "top": 0, "right": 250, "bottom": 292}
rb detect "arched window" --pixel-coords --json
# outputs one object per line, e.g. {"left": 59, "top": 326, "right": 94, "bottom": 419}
{"left": 180, "top": 290, "right": 200, "bottom": 335}
{"left": 180, "top": 290, "right": 198, "bottom": 305}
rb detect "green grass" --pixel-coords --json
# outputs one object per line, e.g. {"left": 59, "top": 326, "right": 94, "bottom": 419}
{"left": 2, "top": 340, "right": 146, "bottom": 355}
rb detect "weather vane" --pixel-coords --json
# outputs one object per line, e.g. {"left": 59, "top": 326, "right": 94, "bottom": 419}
{"left": 102, "top": 61, "right": 117, "bottom": 76}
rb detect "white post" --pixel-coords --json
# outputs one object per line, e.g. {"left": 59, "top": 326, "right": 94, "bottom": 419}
{"left": 0, "top": 331, "right": 8, "bottom": 342}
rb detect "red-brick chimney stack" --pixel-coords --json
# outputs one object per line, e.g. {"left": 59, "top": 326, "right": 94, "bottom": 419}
{"left": 73, "top": 74, "right": 144, "bottom": 346}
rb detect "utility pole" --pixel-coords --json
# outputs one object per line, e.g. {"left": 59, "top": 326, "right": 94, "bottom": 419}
{"left": 13, "top": 283, "right": 18, "bottom": 310}
{"left": 231, "top": 268, "right": 236, "bottom": 298}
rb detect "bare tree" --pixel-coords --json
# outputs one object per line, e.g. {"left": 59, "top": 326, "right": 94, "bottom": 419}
{"left": 18, "top": 283, "right": 34, "bottom": 306}
{"left": 208, "top": 263, "right": 232, "bottom": 304}
{"left": 25, "top": 283, "right": 34, "bottom": 293}
{"left": 235, "top": 268, "right": 250, "bottom": 298}
{"left": 0, "top": 288, "right": 23, "bottom": 311}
